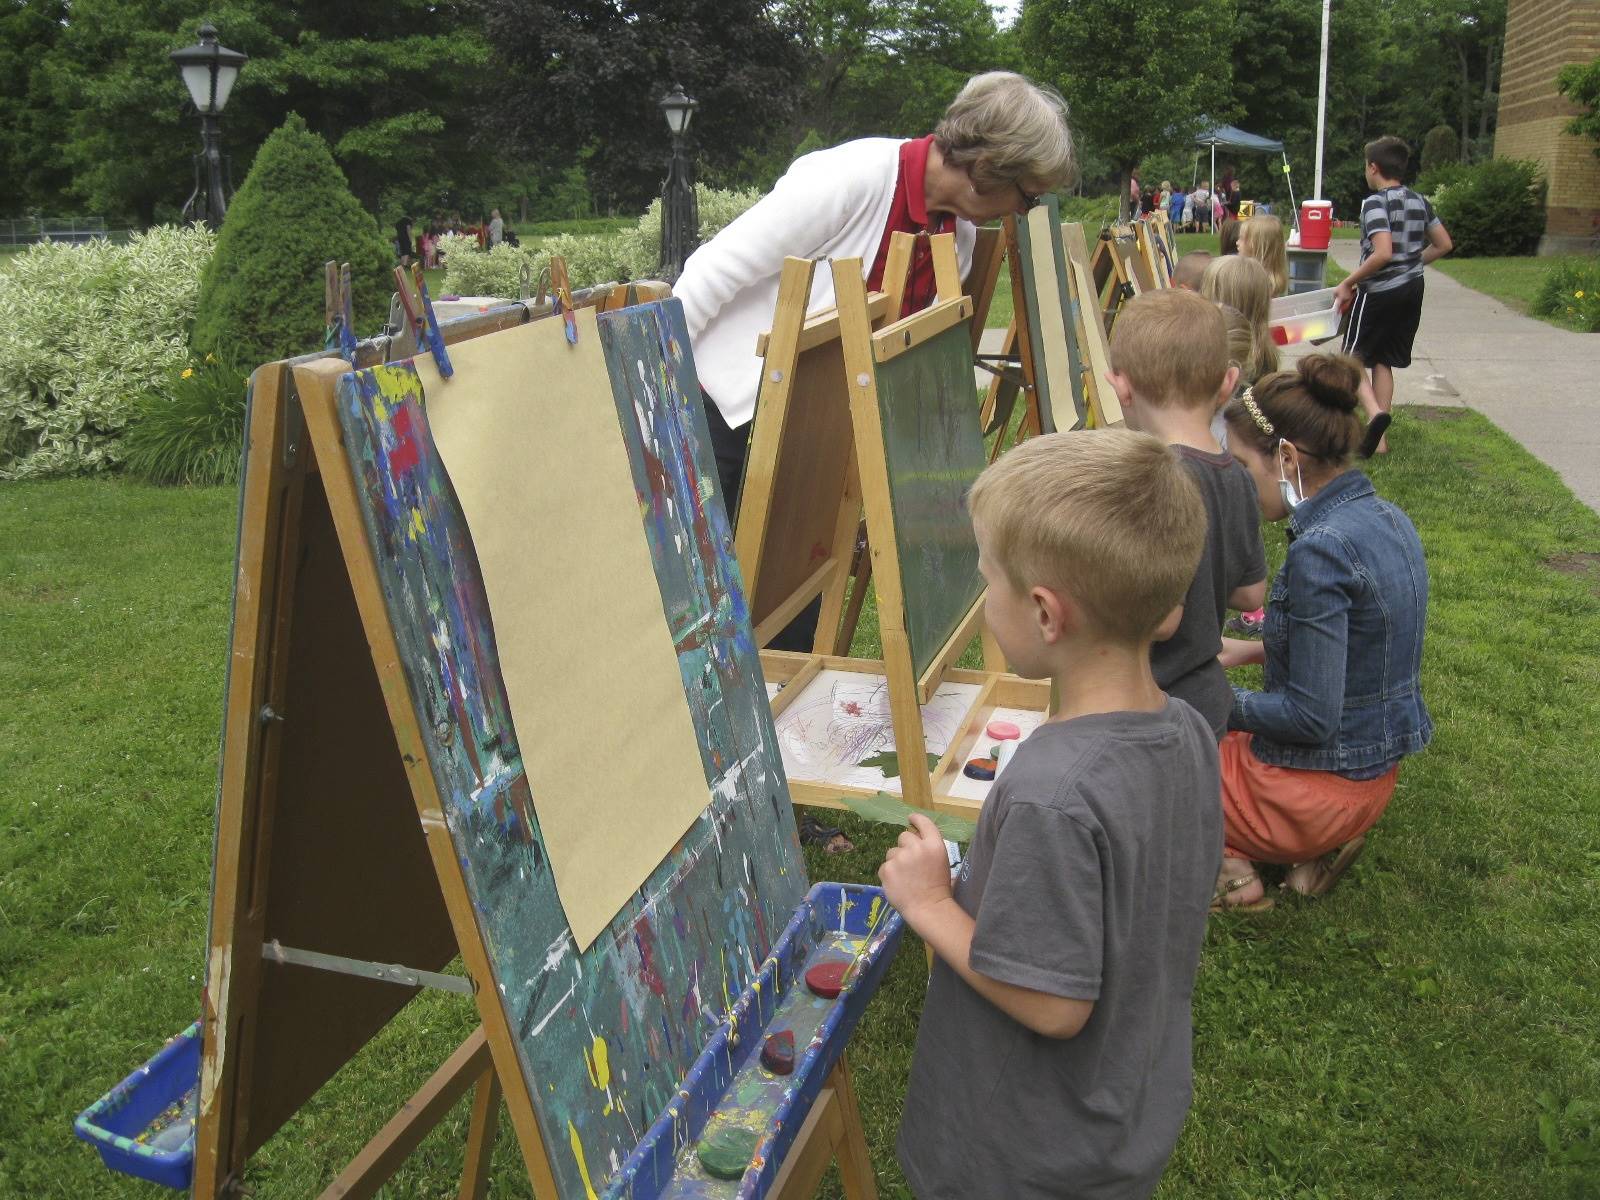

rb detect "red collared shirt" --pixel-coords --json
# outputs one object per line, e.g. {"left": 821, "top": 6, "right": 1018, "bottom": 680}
{"left": 867, "top": 135, "right": 956, "bottom": 318}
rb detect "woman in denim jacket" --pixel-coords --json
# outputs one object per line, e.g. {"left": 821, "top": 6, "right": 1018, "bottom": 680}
{"left": 1211, "top": 354, "right": 1432, "bottom": 911}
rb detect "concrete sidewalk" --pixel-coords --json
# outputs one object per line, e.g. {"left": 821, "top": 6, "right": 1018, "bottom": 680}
{"left": 1321, "top": 240, "right": 1600, "bottom": 512}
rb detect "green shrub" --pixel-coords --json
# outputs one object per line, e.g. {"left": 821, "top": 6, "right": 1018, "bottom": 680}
{"left": 1530, "top": 257, "right": 1600, "bottom": 332}
{"left": 0, "top": 224, "right": 215, "bottom": 479}
{"left": 1057, "top": 194, "right": 1120, "bottom": 228}
{"left": 121, "top": 351, "right": 249, "bottom": 485}
{"left": 1431, "top": 159, "right": 1547, "bottom": 257}
{"left": 1414, "top": 161, "right": 1471, "bottom": 197}
{"left": 1557, "top": 56, "right": 1600, "bottom": 152}
{"left": 442, "top": 183, "right": 762, "bottom": 298}
{"left": 192, "top": 114, "right": 392, "bottom": 367}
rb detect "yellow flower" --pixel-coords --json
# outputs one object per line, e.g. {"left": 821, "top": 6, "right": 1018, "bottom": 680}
{"left": 205, "top": 353, "right": 216, "bottom": 363}
{"left": 1576, "top": 291, "right": 1586, "bottom": 300}
{"left": 181, "top": 367, "right": 194, "bottom": 379}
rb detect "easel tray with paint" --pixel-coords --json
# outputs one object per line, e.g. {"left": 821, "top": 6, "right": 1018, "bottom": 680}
{"left": 611, "top": 882, "right": 902, "bottom": 1198}
{"left": 73, "top": 1022, "right": 200, "bottom": 1188}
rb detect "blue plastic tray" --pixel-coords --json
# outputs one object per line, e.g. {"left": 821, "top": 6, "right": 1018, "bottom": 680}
{"left": 74, "top": 1021, "right": 200, "bottom": 1189}
{"left": 605, "top": 881, "right": 904, "bottom": 1199}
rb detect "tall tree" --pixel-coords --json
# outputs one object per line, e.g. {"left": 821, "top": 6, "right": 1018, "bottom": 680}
{"left": 0, "top": 0, "right": 73, "bottom": 217}
{"left": 477, "top": 0, "right": 811, "bottom": 212}
{"left": 30, "top": 0, "right": 496, "bottom": 226}
{"left": 1022, "top": 0, "right": 1236, "bottom": 217}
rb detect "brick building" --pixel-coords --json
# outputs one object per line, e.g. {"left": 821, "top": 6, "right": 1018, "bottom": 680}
{"left": 1494, "top": 0, "right": 1600, "bottom": 253}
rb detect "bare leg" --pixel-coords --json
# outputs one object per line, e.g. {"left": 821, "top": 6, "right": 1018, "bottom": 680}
{"left": 1368, "top": 365, "right": 1393, "bottom": 454}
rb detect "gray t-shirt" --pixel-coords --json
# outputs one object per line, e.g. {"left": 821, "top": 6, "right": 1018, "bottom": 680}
{"left": 1151, "top": 446, "right": 1267, "bottom": 739}
{"left": 896, "top": 701, "right": 1222, "bottom": 1200}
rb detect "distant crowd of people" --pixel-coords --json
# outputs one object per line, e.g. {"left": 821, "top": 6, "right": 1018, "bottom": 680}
{"left": 1132, "top": 168, "right": 1244, "bottom": 233}
{"left": 392, "top": 208, "right": 511, "bottom": 268}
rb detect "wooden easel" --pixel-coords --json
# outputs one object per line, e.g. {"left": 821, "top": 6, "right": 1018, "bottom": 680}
{"left": 746, "top": 237, "right": 1048, "bottom": 818}
{"left": 1134, "top": 219, "right": 1173, "bottom": 289}
{"left": 192, "top": 297, "right": 880, "bottom": 1199}
{"left": 1089, "top": 225, "right": 1145, "bottom": 332}
{"left": 1060, "top": 222, "right": 1122, "bottom": 428}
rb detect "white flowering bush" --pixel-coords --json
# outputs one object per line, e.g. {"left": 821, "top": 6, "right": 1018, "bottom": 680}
{"left": 0, "top": 224, "right": 216, "bottom": 478}
{"left": 442, "top": 184, "right": 763, "bottom": 299}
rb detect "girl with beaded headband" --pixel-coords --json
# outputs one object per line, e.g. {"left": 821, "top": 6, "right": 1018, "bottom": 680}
{"left": 1209, "top": 354, "right": 1433, "bottom": 910}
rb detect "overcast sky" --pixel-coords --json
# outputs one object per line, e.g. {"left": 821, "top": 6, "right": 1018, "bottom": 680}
{"left": 992, "top": 0, "right": 1021, "bottom": 27}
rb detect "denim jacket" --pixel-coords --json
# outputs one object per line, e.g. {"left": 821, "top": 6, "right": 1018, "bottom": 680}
{"left": 1231, "top": 469, "right": 1433, "bottom": 774}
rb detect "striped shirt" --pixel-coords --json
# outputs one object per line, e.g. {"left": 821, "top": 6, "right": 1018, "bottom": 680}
{"left": 1359, "top": 186, "right": 1440, "bottom": 293}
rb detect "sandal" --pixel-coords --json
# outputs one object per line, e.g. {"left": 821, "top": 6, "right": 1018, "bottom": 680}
{"left": 1360, "top": 413, "right": 1392, "bottom": 459}
{"left": 798, "top": 814, "right": 855, "bottom": 855}
{"left": 1210, "top": 871, "right": 1275, "bottom": 913}
{"left": 1284, "top": 836, "right": 1366, "bottom": 897}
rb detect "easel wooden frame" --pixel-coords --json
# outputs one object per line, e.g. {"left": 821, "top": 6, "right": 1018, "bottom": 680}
{"left": 194, "top": 293, "right": 879, "bottom": 1200}
{"left": 1060, "top": 222, "right": 1122, "bottom": 428}
{"left": 1089, "top": 226, "right": 1144, "bottom": 333}
{"left": 753, "top": 239, "right": 1048, "bottom": 818}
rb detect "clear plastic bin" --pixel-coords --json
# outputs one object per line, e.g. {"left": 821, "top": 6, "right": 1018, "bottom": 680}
{"left": 1269, "top": 286, "right": 1341, "bottom": 347}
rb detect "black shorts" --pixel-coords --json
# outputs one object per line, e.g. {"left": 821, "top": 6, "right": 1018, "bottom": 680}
{"left": 1343, "top": 276, "right": 1425, "bottom": 369}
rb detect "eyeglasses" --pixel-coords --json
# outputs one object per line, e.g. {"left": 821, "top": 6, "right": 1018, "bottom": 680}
{"left": 1015, "top": 182, "right": 1041, "bottom": 212}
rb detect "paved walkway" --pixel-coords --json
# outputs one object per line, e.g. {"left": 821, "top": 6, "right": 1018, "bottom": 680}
{"left": 978, "top": 244, "right": 1600, "bottom": 511}
{"left": 1320, "top": 240, "right": 1600, "bottom": 513}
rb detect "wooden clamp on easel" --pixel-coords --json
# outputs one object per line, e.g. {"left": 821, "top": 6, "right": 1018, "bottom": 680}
{"left": 78, "top": 277, "right": 899, "bottom": 1200}
{"left": 740, "top": 233, "right": 1050, "bottom": 820}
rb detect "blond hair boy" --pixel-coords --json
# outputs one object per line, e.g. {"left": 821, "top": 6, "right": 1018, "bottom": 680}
{"left": 1106, "top": 289, "right": 1267, "bottom": 738}
{"left": 883, "top": 430, "right": 1221, "bottom": 1199}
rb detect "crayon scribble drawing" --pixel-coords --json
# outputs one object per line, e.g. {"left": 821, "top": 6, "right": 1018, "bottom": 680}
{"left": 770, "top": 668, "right": 979, "bottom": 793}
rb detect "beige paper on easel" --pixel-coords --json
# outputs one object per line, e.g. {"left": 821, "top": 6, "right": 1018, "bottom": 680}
{"left": 416, "top": 307, "right": 710, "bottom": 951}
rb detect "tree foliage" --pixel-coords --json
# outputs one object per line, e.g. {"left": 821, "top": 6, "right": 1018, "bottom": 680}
{"left": 1557, "top": 56, "right": 1600, "bottom": 157}
{"left": 1023, "top": 0, "right": 1234, "bottom": 215}
{"left": 19, "top": 0, "right": 494, "bottom": 225}
{"left": 191, "top": 114, "right": 392, "bottom": 366}
{"left": 476, "top": 0, "right": 812, "bottom": 212}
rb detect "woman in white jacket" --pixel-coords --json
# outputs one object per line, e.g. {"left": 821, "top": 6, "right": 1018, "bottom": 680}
{"left": 676, "top": 71, "right": 1077, "bottom": 521}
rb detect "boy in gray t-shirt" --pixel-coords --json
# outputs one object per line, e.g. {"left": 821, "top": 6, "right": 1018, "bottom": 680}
{"left": 1107, "top": 290, "right": 1268, "bottom": 739}
{"left": 880, "top": 430, "right": 1222, "bottom": 1199}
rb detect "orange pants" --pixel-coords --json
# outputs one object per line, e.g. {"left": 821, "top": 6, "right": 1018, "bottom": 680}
{"left": 1220, "top": 732, "right": 1398, "bottom": 862}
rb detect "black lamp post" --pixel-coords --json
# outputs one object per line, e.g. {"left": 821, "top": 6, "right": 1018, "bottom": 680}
{"left": 169, "top": 23, "right": 248, "bottom": 229}
{"left": 658, "top": 83, "right": 700, "bottom": 280}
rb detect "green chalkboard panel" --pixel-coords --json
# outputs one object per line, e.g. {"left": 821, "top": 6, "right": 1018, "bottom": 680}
{"left": 1015, "top": 194, "right": 1088, "bottom": 432}
{"left": 873, "top": 320, "right": 988, "bottom": 679}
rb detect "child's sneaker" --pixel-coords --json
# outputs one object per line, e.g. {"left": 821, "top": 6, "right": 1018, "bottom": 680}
{"left": 1225, "top": 607, "right": 1265, "bottom": 637}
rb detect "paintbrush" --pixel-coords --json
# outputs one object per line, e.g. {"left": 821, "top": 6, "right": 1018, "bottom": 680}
{"left": 837, "top": 896, "right": 889, "bottom": 989}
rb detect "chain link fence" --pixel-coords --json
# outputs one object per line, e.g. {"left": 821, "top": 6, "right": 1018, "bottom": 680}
{"left": 0, "top": 218, "right": 137, "bottom": 248}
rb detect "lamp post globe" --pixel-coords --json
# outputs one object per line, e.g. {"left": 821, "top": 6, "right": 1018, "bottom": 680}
{"left": 170, "top": 23, "right": 248, "bottom": 229}
{"left": 658, "top": 83, "right": 700, "bottom": 280}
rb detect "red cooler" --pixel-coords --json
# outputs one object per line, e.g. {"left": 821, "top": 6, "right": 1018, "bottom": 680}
{"left": 1299, "top": 200, "right": 1333, "bottom": 250}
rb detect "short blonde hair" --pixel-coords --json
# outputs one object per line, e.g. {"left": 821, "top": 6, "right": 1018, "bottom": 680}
{"left": 1201, "top": 255, "right": 1280, "bottom": 380}
{"left": 1172, "top": 249, "right": 1213, "bottom": 290}
{"left": 1239, "top": 214, "right": 1289, "bottom": 296}
{"left": 1217, "top": 303, "right": 1255, "bottom": 383}
{"left": 967, "top": 430, "right": 1206, "bottom": 645}
{"left": 1108, "top": 289, "right": 1228, "bottom": 410}
{"left": 935, "top": 72, "right": 1076, "bottom": 194}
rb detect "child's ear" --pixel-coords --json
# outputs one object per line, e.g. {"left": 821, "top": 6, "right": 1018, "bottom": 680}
{"left": 1218, "top": 364, "right": 1241, "bottom": 408}
{"left": 1153, "top": 603, "right": 1184, "bottom": 643}
{"left": 1032, "top": 584, "right": 1072, "bottom": 645}
{"left": 1106, "top": 370, "right": 1136, "bottom": 414}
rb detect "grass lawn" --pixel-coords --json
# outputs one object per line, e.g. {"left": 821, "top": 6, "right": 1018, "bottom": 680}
{"left": 5, "top": 409, "right": 1600, "bottom": 1197}
{"left": 1432, "top": 255, "right": 1597, "bottom": 333}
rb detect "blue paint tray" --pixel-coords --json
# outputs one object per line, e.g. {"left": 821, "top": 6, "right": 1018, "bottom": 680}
{"left": 606, "top": 881, "right": 904, "bottom": 1199}
{"left": 74, "top": 1021, "right": 200, "bottom": 1189}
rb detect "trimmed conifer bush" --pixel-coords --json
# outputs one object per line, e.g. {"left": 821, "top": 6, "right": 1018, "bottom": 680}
{"left": 1430, "top": 159, "right": 1547, "bottom": 257}
{"left": 191, "top": 113, "right": 392, "bottom": 366}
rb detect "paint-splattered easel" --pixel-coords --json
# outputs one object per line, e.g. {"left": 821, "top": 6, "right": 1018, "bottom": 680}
{"left": 79, "top": 286, "right": 900, "bottom": 1200}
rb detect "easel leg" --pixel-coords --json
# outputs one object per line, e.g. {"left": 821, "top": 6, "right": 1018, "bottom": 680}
{"left": 457, "top": 1065, "right": 501, "bottom": 1200}
{"left": 832, "top": 1055, "right": 879, "bottom": 1200}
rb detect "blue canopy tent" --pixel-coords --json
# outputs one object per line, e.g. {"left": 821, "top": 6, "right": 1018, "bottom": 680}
{"left": 1192, "top": 121, "right": 1296, "bottom": 231}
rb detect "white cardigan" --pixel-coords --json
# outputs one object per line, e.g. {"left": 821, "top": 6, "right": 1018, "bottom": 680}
{"left": 676, "top": 138, "right": 976, "bottom": 429}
